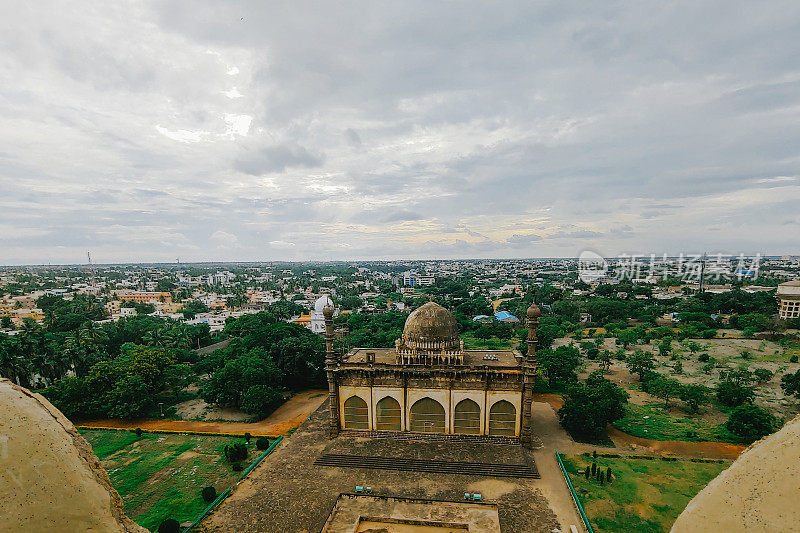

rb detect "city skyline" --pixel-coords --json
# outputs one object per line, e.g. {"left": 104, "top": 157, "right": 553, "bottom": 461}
{"left": 2, "top": 1, "right": 800, "bottom": 265}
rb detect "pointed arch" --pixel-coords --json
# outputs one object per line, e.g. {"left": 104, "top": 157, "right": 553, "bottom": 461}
{"left": 488, "top": 400, "right": 516, "bottom": 436}
{"left": 409, "top": 397, "right": 445, "bottom": 433}
{"left": 343, "top": 395, "right": 369, "bottom": 429}
{"left": 375, "top": 396, "right": 402, "bottom": 431}
{"left": 453, "top": 399, "right": 481, "bottom": 435}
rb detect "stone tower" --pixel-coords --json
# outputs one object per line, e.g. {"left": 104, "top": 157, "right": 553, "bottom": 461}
{"left": 323, "top": 304, "right": 340, "bottom": 437}
{"left": 520, "top": 302, "right": 540, "bottom": 446}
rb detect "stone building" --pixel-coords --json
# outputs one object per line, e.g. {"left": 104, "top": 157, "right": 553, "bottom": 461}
{"left": 777, "top": 280, "right": 800, "bottom": 320}
{"left": 323, "top": 300, "right": 540, "bottom": 444}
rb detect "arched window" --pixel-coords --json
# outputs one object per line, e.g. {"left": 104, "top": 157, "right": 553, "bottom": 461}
{"left": 453, "top": 399, "right": 481, "bottom": 435}
{"left": 375, "top": 396, "right": 401, "bottom": 431}
{"left": 488, "top": 400, "right": 516, "bottom": 436}
{"left": 343, "top": 396, "right": 369, "bottom": 430}
{"left": 409, "top": 397, "right": 445, "bottom": 433}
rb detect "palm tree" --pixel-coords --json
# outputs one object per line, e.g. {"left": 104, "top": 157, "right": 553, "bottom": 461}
{"left": 143, "top": 327, "right": 169, "bottom": 347}
{"left": 43, "top": 308, "right": 56, "bottom": 330}
{"left": 0, "top": 338, "right": 29, "bottom": 385}
{"left": 79, "top": 321, "right": 108, "bottom": 351}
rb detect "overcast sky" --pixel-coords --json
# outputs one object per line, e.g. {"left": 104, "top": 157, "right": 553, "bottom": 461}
{"left": 1, "top": 1, "right": 799, "bottom": 265}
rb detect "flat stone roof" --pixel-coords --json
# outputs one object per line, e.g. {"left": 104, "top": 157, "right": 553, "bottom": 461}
{"left": 201, "top": 402, "right": 558, "bottom": 533}
{"left": 343, "top": 348, "right": 522, "bottom": 368}
{"left": 322, "top": 494, "right": 501, "bottom": 532}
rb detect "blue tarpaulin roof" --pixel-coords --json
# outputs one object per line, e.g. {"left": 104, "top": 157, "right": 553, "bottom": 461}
{"left": 494, "top": 311, "right": 517, "bottom": 321}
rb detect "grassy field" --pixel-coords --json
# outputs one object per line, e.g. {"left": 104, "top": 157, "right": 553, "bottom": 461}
{"left": 613, "top": 403, "right": 740, "bottom": 443}
{"left": 562, "top": 454, "right": 727, "bottom": 533}
{"left": 461, "top": 333, "right": 516, "bottom": 350}
{"left": 80, "top": 429, "right": 267, "bottom": 531}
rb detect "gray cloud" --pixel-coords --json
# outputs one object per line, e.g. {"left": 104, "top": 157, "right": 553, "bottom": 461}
{"left": 506, "top": 234, "right": 543, "bottom": 246}
{"left": 1, "top": 1, "right": 799, "bottom": 263}
{"left": 234, "top": 145, "right": 324, "bottom": 175}
{"left": 344, "top": 128, "right": 362, "bottom": 148}
{"left": 381, "top": 210, "right": 425, "bottom": 223}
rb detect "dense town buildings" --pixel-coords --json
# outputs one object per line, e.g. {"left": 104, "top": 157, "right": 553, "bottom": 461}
{"left": 0, "top": 256, "right": 797, "bottom": 335}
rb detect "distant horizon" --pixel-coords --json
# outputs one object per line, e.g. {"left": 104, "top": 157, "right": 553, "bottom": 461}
{"left": 0, "top": 252, "right": 790, "bottom": 269}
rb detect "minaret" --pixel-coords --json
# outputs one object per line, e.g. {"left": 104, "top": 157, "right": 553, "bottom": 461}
{"left": 323, "top": 305, "right": 340, "bottom": 438}
{"left": 520, "top": 301, "right": 540, "bottom": 446}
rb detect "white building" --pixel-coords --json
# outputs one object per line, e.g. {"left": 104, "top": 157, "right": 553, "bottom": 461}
{"left": 310, "top": 294, "right": 336, "bottom": 334}
{"left": 403, "top": 272, "right": 435, "bottom": 287}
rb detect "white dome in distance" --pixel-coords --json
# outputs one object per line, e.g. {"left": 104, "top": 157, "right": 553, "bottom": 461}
{"left": 314, "top": 295, "right": 334, "bottom": 312}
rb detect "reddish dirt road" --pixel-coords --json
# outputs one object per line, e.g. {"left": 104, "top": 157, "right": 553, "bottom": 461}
{"left": 533, "top": 393, "right": 746, "bottom": 460}
{"left": 605, "top": 427, "right": 745, "bottom": 459}
{"left": 79, "top": 389, "right": 328, "bottom": 436}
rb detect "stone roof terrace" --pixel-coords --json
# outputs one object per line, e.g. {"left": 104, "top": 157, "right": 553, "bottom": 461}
{"left": 342, "top": 348, "right": 523, "bottom": 369}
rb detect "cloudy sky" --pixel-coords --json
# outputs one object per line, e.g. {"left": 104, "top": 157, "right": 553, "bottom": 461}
{"left": 1, "top": 1, "right": 800, "bottom": 264}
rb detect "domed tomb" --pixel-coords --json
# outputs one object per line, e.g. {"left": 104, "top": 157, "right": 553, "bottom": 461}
{"left": 0, "top": 378, "right": 147, "bottom": 532}
{"left": 395, "top": 301, "right": 464, "bottom": 365}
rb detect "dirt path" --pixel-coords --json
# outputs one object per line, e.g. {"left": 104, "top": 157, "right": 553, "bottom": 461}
{"left": 533, "top": 393, "right": 746, "bottom": 460}
{"left": 606, "top": 427, "right": 745, "bottom": 460}
{"left": 79, "top": 390, "right": 328, "bottom": 436}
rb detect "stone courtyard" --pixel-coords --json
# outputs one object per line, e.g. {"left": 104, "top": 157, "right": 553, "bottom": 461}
{"left": 201, "top": 401, "right": 560, "bottom": 532}
{"left": 321, "top": 494, "right": 501, "bottom": 532}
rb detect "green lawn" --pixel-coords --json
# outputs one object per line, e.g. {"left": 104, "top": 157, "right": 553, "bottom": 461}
{"left": 80, "top": 429, "right": 268, "bottom": 531}
{"left": 562, "top": 454, "right": 727, "bottom": 533}
{"left": 461, "top": 333, "right": 515, "bottom": 350}
{"left": 613, "top": 403, "right": 739, "bottom": 443}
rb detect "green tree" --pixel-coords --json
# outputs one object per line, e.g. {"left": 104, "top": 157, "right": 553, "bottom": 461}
{"left": 753, "top": 367, "right": 773, "bottom": 383}
{"left": 223, "top": 441, "right": 248, "bottom": 463}
{"left": 648, "top": 376, "right": 683, "bottom": 407}
{"left": 557, "top": 372, "right": 629, "bottom": 442}
{"left": 44, "top": 344, "right": 177, "bottom": 419}
{"left": 626, "top": 350, "right": 656, "bottom": 381}
{"left": 726, "top": 404, "right": 778, "bottom": 443}
{"left": 537, "top": 345, "right": 581, "bottom": 389}
{"left": 339, "top": 296, "right": 362, "bottom": 310}
{"left": 658, "top": 338, "right": 673, "bottom": 357}
{"left": 679, "top": 383, "right": 710, "bottom": 413}
{"left": 781, "top": 369, "right": 800, "bottom": 398}
{"left": 200, "top": 350, "right": 282, "bottom": 410}
{"left": 716, "top": 380, "right": 755, "bottom": 407}
{"left": 615, "top": 329, "right": 638, "bottom": 349}
{"left": 180, "top": 300, "right": 209, "bottom": 320}
{"left": 597, "top": 350, "right": 612, "bottom": 373}
{"left": 685, "top": 341, "right": 702, "bottom": 354}
{"left": 0, "top": 335, "right": 29, "bottom": 385}
{"left": 106, "top": 375, "right": 155, "bottom": 418}
{"left": 163, "top": 363, "right": 193, "bottom": 401}
{"left": 241, "top": 384, "right": 284, "bottom": 418}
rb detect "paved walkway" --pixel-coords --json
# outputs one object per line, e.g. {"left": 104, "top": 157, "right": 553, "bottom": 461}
{"left": 530, "top": 401, "right": 586, "bottom": 533}
{"left": 79, "top": 390, "right": 328, "bottom": 436}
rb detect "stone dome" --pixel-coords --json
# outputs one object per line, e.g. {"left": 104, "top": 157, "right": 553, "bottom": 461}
{"left": 402, "top": 301, "right": 459, "bottom": 344}
{"left": 0, "top": 378, "right": 147, "bottom": 532}
{"left": 395, "top": 302, "right": 464, "bottom": 365}
{"left": 526, "top": 303, "right": 541, "bottom": 319}
{"left": 671, "top": 414, "right": 800, "bottom": 532}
